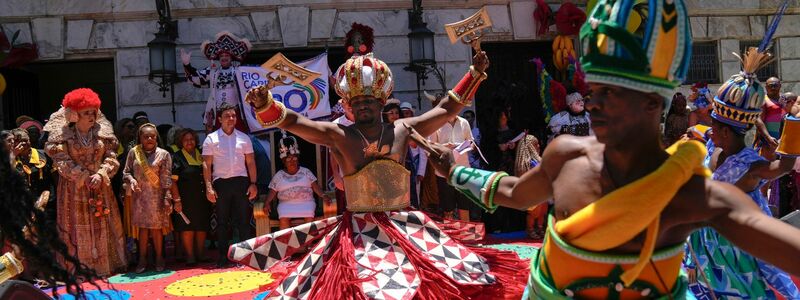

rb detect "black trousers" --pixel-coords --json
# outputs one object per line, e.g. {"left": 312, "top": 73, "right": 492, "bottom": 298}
{"left": 779, "top": 174, "right": 796, "bottom": 217}
{"left": 213, "top": 176, "right": 254, "bottom": 262}
{"left": 436, "top": 176, "right": 472, "bottom": 213}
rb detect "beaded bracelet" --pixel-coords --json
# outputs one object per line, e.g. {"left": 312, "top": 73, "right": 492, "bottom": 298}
{"left": 448, "top": 165, "right": 505, "bottom": 213}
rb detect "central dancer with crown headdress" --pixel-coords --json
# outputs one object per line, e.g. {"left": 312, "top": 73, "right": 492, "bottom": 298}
{"left": 227, "top": 51, "right": 529, "bottom": 299}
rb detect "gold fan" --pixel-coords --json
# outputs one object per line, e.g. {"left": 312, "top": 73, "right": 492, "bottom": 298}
{"left": 444, "top": 7, "right": 493, "bottom": 51}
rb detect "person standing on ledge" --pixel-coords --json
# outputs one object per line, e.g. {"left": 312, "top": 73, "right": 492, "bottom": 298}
{"left": 182, "top": 31, "right": 252, "bottom": 133}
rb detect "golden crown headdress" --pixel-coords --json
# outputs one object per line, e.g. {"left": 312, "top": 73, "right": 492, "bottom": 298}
{"left": 333, "top": 53, "right": 393, "bottom": 102}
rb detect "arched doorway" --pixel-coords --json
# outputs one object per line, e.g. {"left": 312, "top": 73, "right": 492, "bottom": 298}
{"left": 1, "top": 59, "right": 116, "bottom": 129}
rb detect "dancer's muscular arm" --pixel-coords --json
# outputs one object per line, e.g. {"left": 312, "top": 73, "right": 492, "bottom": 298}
{"left": 401, "top": 51, "right": 489, "bottom": 138}
{"left": 492, "top": 136, "right": 583, "bottom": 210}
{"left": 707, "top": 180, "right": 800, "bottom": 276}
{"left": 734, "top": 157, "right": 797, "bottom": 191}
{"left": 428, "top": 133, "right": 574, "bottom": 211}
{"left": 491, "top": 166, "right": 553, "bottom": 211}
{"left": 245, "top": 85, "right": 345, "bottom": 147}
{"left": 749, "top": 156, "right": 797, "bottom": 181}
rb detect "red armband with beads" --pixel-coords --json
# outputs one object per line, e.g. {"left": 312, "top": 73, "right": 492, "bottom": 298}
{"left": 255, "top": 101, "right": 288, "bottom": 128}
{"left": 447, "top": 66, "right": 487, "bottom": 106}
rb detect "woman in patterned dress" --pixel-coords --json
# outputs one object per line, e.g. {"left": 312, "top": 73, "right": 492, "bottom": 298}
{"left": 123, "top": 123, "right": 175, "bottom": 273}
{"left": 664, "top": 92, "right": 690, "bottom": 146}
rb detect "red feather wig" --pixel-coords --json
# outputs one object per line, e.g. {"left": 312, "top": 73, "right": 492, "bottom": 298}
{"left": 62, "top": 88, "right": 101, "bottom": 111}
{"left": 533, "top": 0, "right": 553, "bottom": 36}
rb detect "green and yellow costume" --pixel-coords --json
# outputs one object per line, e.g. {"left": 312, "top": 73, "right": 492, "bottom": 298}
{"left": 449, "top": 0, "right": 701, "bottom": 298}
{"left": 526, "top": 141, "right": 708, "bottom": 299}
{"left": 451, "top": 141, "right": 709, "bottom": 299}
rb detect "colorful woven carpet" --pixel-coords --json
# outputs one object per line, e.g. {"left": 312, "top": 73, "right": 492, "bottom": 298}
{"left": 51, "top": 263, "right": 274, "bottom": 300}
{"left": 42, "top": 232, "right": 796, "bottom": 299}
{"left": 42, "top": 231, "right": 540, "bottom": 299}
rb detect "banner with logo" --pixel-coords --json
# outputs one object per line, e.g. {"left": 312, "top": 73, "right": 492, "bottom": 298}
{"left": 238, "top": 53, "right": 331, "bottom": 134}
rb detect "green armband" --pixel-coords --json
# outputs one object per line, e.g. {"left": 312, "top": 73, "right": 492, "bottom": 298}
{"left": 448, "top": 166, "right": 507, "bottom": 213}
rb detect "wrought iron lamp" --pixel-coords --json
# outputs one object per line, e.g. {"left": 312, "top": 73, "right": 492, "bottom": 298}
{"left": 405, "top": 0, "right": 446, "bottom": 109}
{"left": 147, "top": 0, "right": 180, "bottom": 121}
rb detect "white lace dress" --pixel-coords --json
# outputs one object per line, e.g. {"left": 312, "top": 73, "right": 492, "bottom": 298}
{"left": 269, "top": 167, "right": 317, "bottom": 218}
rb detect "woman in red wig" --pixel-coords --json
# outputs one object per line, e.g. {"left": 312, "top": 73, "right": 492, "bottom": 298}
{"left": 43, "top": 88, "right": 127, "bottom": 276}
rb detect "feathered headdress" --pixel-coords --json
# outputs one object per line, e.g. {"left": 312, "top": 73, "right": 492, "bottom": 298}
{"left": 533, "top": 58, "right": 555, "bottom": 122}
{"left": 550, "top": 80, "right": 567, "bottom": 112}
{"left": 555, "top": 2, "right": 587, "bottom": 36}
{"left": 201, "top": 31, "right": 252, "bottom": 62}
{"left": 712, "top": 0, "right": 789, "bottom": 132}
{"left": 279, "top": 130, "right": 300, "bottom": 159}
{"left": 567, "top": 54, "right": 589, "bottom": 96}
{"left": 533, "top": 0, "right": 553, "bottom": 36}
{"left": 345, "top": 23, "right": 375, "bottom": 57}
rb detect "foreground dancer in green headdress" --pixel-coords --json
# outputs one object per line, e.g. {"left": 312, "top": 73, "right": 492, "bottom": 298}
{"left": 426, "top": 0, "right": 800, "bottom": 298}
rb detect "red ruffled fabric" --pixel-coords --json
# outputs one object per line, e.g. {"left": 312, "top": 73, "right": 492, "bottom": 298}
{"left": 533, "top": 0, "right": 553, "bottom": 36}
{"left": 253, "top": 212, "right": 528, "bottom": 299}
{"left": 555, "top": 2, "right": 587, "bottom": 36}
{"left": 550, "top": 79, "right": 567, "bottom": 113}
{"left": 307, "top": 213, "right": 369, "bottom": 299}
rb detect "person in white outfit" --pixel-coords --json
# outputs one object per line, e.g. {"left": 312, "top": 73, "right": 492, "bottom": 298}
{"left": 263, "top": 133, "right": 331, "bottom": 229}
{"left": 429, "top": 114, "right": 475, "bottom": 221}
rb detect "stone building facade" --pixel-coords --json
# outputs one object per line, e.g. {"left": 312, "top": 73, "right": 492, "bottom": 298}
{"left": 686, "top": 0, "right": 800, "bottom": 94}
{"left": 1, "top": 0, "right": 799, "bottom": 128}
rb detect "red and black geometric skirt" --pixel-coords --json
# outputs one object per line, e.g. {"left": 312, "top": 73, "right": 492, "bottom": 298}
{"left": 228, "top": 210, "right": 529, "bottom": 299}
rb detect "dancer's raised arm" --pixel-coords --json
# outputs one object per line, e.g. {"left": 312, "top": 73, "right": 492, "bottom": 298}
{"left": 402, "top": 51, "right": 489, "bottom": 138}
{"left": 245, "top": 85, "right": 345, "bottom": 147}
{"left": 707, "top": 181, "right": 800, "bottom": 275}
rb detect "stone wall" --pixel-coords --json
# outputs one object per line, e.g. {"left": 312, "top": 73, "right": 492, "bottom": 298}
{"left": 3, "top": 0, "right": 800, "bottom": 127}
{"left": 1, "top": 0, "right": 558, "bottom": 128}
{"left": 682, "top": 0, "right": 800, "bottom": 95}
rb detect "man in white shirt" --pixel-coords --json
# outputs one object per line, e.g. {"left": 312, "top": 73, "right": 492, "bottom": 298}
{"left": 429, "top": 114, "right": 475, "bottom": 221}
{"left": 202, "top": 102, "right": 258, "bottom": 267}
{"left": 330, "top": 100, "right": 354, "bottom": 214}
